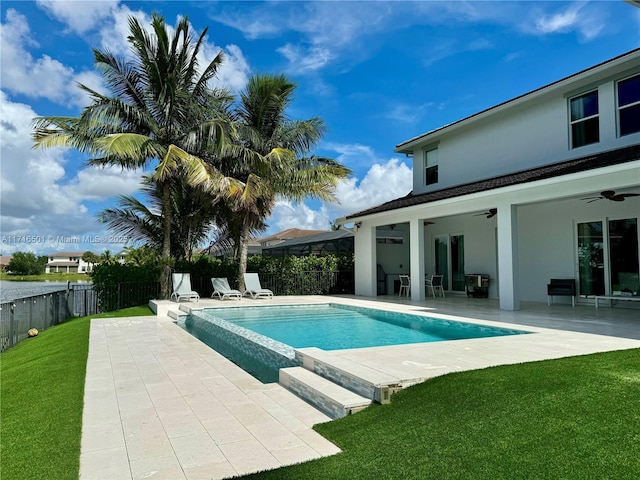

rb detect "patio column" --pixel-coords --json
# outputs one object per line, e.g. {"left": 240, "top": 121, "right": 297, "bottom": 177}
{"left": 354, "top": 223, "right": 377, "bottom": 297}
{"left": 496, "top": 203, "right": 520, "bottom": 310}
{"left": 409, "top": 218, "right": 425, "bottom": 301}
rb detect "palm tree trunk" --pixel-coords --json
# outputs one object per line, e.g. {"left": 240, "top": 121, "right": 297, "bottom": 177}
{"left": 160, "top": 181, "right": 172, "bottom": 299}
{"left": 237, "top": 223, "right": 249, "bottom": 291}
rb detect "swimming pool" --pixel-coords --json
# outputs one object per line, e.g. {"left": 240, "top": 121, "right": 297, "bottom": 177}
{"left": 181, "top": 303, "right": 529, "bottom": 382}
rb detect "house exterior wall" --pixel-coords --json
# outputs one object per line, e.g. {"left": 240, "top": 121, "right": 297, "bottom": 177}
{"left": 407, "top": 53, "right": 640, "bottom": 195}
{"left": 349, "top": 51, "right": 640, "bottom": 310}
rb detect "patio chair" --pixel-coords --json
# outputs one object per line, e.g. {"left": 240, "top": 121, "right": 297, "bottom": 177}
{"left": 425, "top": 274, "right": 436, "bottom": 297}
{"left": 398, "top": 274, "right": 411, "bottom": 297}
{"left": 431, "top": 275, "right": 445, "bottom": 297}
{"left": 211, "top": 278, "right": 242, "bottom": 301}
{"left": 170, "top": 273, "right": 200, "bottom": 302}
{"left": 243, "top": 273, "right": 274, "bottom": 299}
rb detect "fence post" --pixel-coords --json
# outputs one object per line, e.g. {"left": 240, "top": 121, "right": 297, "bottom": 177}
{"left": 10, "top": 302, "right": 16, "bottom": 350}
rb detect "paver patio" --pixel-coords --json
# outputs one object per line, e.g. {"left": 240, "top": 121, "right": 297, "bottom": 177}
{"left": 80, "top": 295, "right": 640, "bottom": 479}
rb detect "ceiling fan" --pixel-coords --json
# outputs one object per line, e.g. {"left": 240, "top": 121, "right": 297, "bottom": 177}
{"left": 580, "top": 190, "right": 640, "bottom": 203}
{"left": 474, "top": 208, "right": 497, "bottom": 219}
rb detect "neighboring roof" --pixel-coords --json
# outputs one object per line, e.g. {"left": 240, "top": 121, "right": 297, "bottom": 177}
{"left": 396, "top": 48, "right": 640, "bottom": 153}
{"left": 262, "top": 230, "right": 353, "bottom": 250}
{"left": 255, "top": 228, "right": 329, "bottom": 244}
{"left": 0, "top": 255, "right": 12, "bottom": 265}
{"left": 346, "top": 143, "right": 640, "bottom": 219}
{"left": 48, "top": 251, "right": 85, "bottom": 257}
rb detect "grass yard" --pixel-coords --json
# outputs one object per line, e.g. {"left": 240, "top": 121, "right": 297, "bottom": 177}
{"left": 2, "top": 307, "right": 639, "bottom": 480}
{"left": 0, "top": 272, "right": 91, "bottom": 282}
{"left": 0, "top": 305, "right": 153, "bottom": 480}
{"left": 244, "top": 347, "right": 640, "bottom": 479}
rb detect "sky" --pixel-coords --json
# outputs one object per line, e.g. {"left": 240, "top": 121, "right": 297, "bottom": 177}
{"left": 1, "top": 0, "right": 639, "bottom": 257}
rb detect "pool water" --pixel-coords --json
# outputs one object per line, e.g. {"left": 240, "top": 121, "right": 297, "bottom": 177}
{"left": 195, "top": 303, "right": 528, "bottom": 351}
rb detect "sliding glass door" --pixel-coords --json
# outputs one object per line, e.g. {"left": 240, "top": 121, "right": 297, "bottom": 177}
{"left": 577, "top": 218, "right": 639, "bottom": 296}
{"left": 434, "top": 234, "right": 465, "bottom": 292}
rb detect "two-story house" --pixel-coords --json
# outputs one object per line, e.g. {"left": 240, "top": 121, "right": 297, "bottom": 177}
{"left": 335, "top": 48, "right": 640, "bottom": 311}
{"left": 45, "top": 252, "right": 94, "bottom": 273}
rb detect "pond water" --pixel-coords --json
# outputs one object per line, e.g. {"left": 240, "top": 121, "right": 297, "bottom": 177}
{"left": 0, "top": 281, "right": 71, "bottom": 303}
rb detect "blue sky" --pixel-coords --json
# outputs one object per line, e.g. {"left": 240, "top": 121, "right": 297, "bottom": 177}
{"left": 1, "top": 0, "right": 639, "bottom": 256}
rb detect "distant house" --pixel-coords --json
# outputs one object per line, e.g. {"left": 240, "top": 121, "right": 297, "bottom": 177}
{"left": 0, "top": 255, "right": 12, "bottom": 272}
{"left": 262, "top": 230, "right": 354, "bottom": 257}
{"left": 45, "top": 252, "right": 94, "bottom": 273}
{"left": 335, "top": 49, "right": 640, "bottom": 310}
{"left": 208, "top": 228, "right": 330, "bottom": 258}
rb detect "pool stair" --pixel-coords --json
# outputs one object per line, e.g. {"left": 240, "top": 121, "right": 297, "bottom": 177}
{"left": 279, "top": 347, "right": 405, "bottom": 419}
{"left": 167, "top": 303, "right": 201, "bottom": 321}
{"left": 280, "top": 367, "right": 372, "bottom": 419}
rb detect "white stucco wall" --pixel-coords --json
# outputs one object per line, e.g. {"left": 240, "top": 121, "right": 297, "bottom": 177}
{"left": 410, "top": 62, "right": 640, "bottom": 195}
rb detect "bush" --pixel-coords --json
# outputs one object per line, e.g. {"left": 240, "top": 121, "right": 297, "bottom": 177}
{"left": 7, "top": 252, "right": 48, "bottom": 275}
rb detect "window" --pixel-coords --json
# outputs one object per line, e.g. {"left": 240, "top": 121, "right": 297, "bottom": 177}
{"left": 424, "top": 147, "right": 438, "bottom": 185}
{"left": 570, "top": 90, "right": 599, "bottom": 148}
{"left": 617, "top": 74, "right": 640, "bottom": 136}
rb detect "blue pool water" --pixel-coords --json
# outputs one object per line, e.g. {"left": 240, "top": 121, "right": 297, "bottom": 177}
{"left": 181, "top": 304, "right": 529, "bottom": 383}
{"left": 196, "top": 303, "right": 528, "bottom": 350}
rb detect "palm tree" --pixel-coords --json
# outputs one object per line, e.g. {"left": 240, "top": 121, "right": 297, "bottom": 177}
{"left": 32, "top": 13, "right": 228, "bottom": 298}
{"left": 211, "top": 74, "right": 352, "bottom": 288}
{"left": 98, "top": 174, "right": 217, "bottom": 261}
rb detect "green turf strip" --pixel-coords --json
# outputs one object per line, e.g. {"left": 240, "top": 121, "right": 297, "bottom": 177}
{"left": 243, "top": 347, "right": 640, "bottom": 480}
{"left": 0, "top": 306, "right": 152, "bottom": 480}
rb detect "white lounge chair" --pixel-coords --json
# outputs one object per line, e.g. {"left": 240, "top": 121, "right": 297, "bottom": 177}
{"left": 170, "top": 273, "right": 200, "bottom": 302}
{"left": 243, "top": 273, "right": 273, "bottom": 299}
{"left": 211, "top": 278, "right": 242, "bottom": 300}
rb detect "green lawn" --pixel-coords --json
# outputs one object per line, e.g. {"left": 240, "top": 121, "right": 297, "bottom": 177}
{"left": 2, "top": 308, "right": 639, "bottom": 480}
{"left": 244, "top": 348, "right": 640, "bottom": 479}
{"left": 0, "top": 306, "right": 153, "bottom": 480}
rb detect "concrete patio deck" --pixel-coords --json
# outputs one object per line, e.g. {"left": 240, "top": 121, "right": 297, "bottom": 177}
{"left": 80, "top": 295, "right": 640, "bottom": 479}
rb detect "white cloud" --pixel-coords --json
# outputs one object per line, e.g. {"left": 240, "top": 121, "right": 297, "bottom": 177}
{"left": 277, "top": 44, "right": 335, "bottom": 72}
{"left": 0, "top": 9, "right": 102, "bottom": 108}
{"left": 36, "top": 0, "right": 118, "bottom": 34}
{"left": 526, "top": 2, "right": 605, "bottom": 41}
{"left": 266, "top": 153, "right": 412, "bottom": 233}
{"left": 0, "top": 92, "right": 142, "bottom": 253}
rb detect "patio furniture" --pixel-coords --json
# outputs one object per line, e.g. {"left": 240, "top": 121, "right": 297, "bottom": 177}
{"left": 465, "top": 274, "right": 490, "bottom": 298}
{"left": 398, "top": 275, "right": 411, "bottom": 297}
{"left": 211, "top": 278, "right": 242, "bottom": 300}
{"left": 243, "top": 273, "right": 274, "bottom": 299}
{"left": 170, "top": 273, "right": 200, "bottom": 302}
{"left": 425, "top": 274, "right": 436, "bottom": 297}
{"left": 431, "top": 275, "right": 445, "bottom": 297}
{"left": 547, "top": 278, "right": 576, "bottom": 307}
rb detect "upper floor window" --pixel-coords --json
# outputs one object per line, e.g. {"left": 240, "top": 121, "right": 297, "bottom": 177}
{"left": 617, "top": 74, "right": 640, "bottom": 137}
{"left": 570, "top": 90, "right": 599, "bottom": 148}
{"left": 425, "top": 147, "right": 438, "bottom": 186}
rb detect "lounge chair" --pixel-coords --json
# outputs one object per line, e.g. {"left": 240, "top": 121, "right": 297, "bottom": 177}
{"left": 243, "top": 273, "right": 274, "bottom": 299}
{"left": 211, "top": 278, "right": 242, "bottom": 300}
{"left": 170, "top": 273, "right": 200, "bottom": 302}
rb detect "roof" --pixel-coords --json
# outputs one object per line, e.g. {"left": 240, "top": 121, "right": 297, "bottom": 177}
{"left": 256, "top": 228, "right": 330, "bottom": 244}
{"left": 346, "top": 143, "right": 640, "bottom": 219}
{"left": 396, "top": 48, "right": 640, "bottom": 153}
{"left": 262, "top": 229, "right": 353, "bottom": 250}
{"left": 0, "top": 255, "right": 12, "bottom": 265}
{"left": 48, "top": 251, "right": 85, "bottom": 257}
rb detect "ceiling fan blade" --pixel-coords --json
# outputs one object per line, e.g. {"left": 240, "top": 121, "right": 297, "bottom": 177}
{"left": 621, "top": 193, "right": 640, "bottom": 198}
{"left": 586, "top": 198, "right": 602, "bottom": 203}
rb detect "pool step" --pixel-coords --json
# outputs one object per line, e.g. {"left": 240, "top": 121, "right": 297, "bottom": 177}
{"left": 295, "top": 347, "right": 404, "bottom": 404}
{"left": 280, "top": 367, "right": 372, "bottom": 419}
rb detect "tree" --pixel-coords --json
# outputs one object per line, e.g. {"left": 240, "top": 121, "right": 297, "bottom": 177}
{"left": 32, "top": 13, "right": 228, "bottom": 298}
{"left": 98, "top": 174, "right": 217, "bottom": 261}
{"left": 7, "top": 252, "right": 47, "bottom": 275}
{"left": 211, "top": 74, "right": 352, "bottom": 288}
{"left": 81, "top": 251, "right": 101, "bottom": 272}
